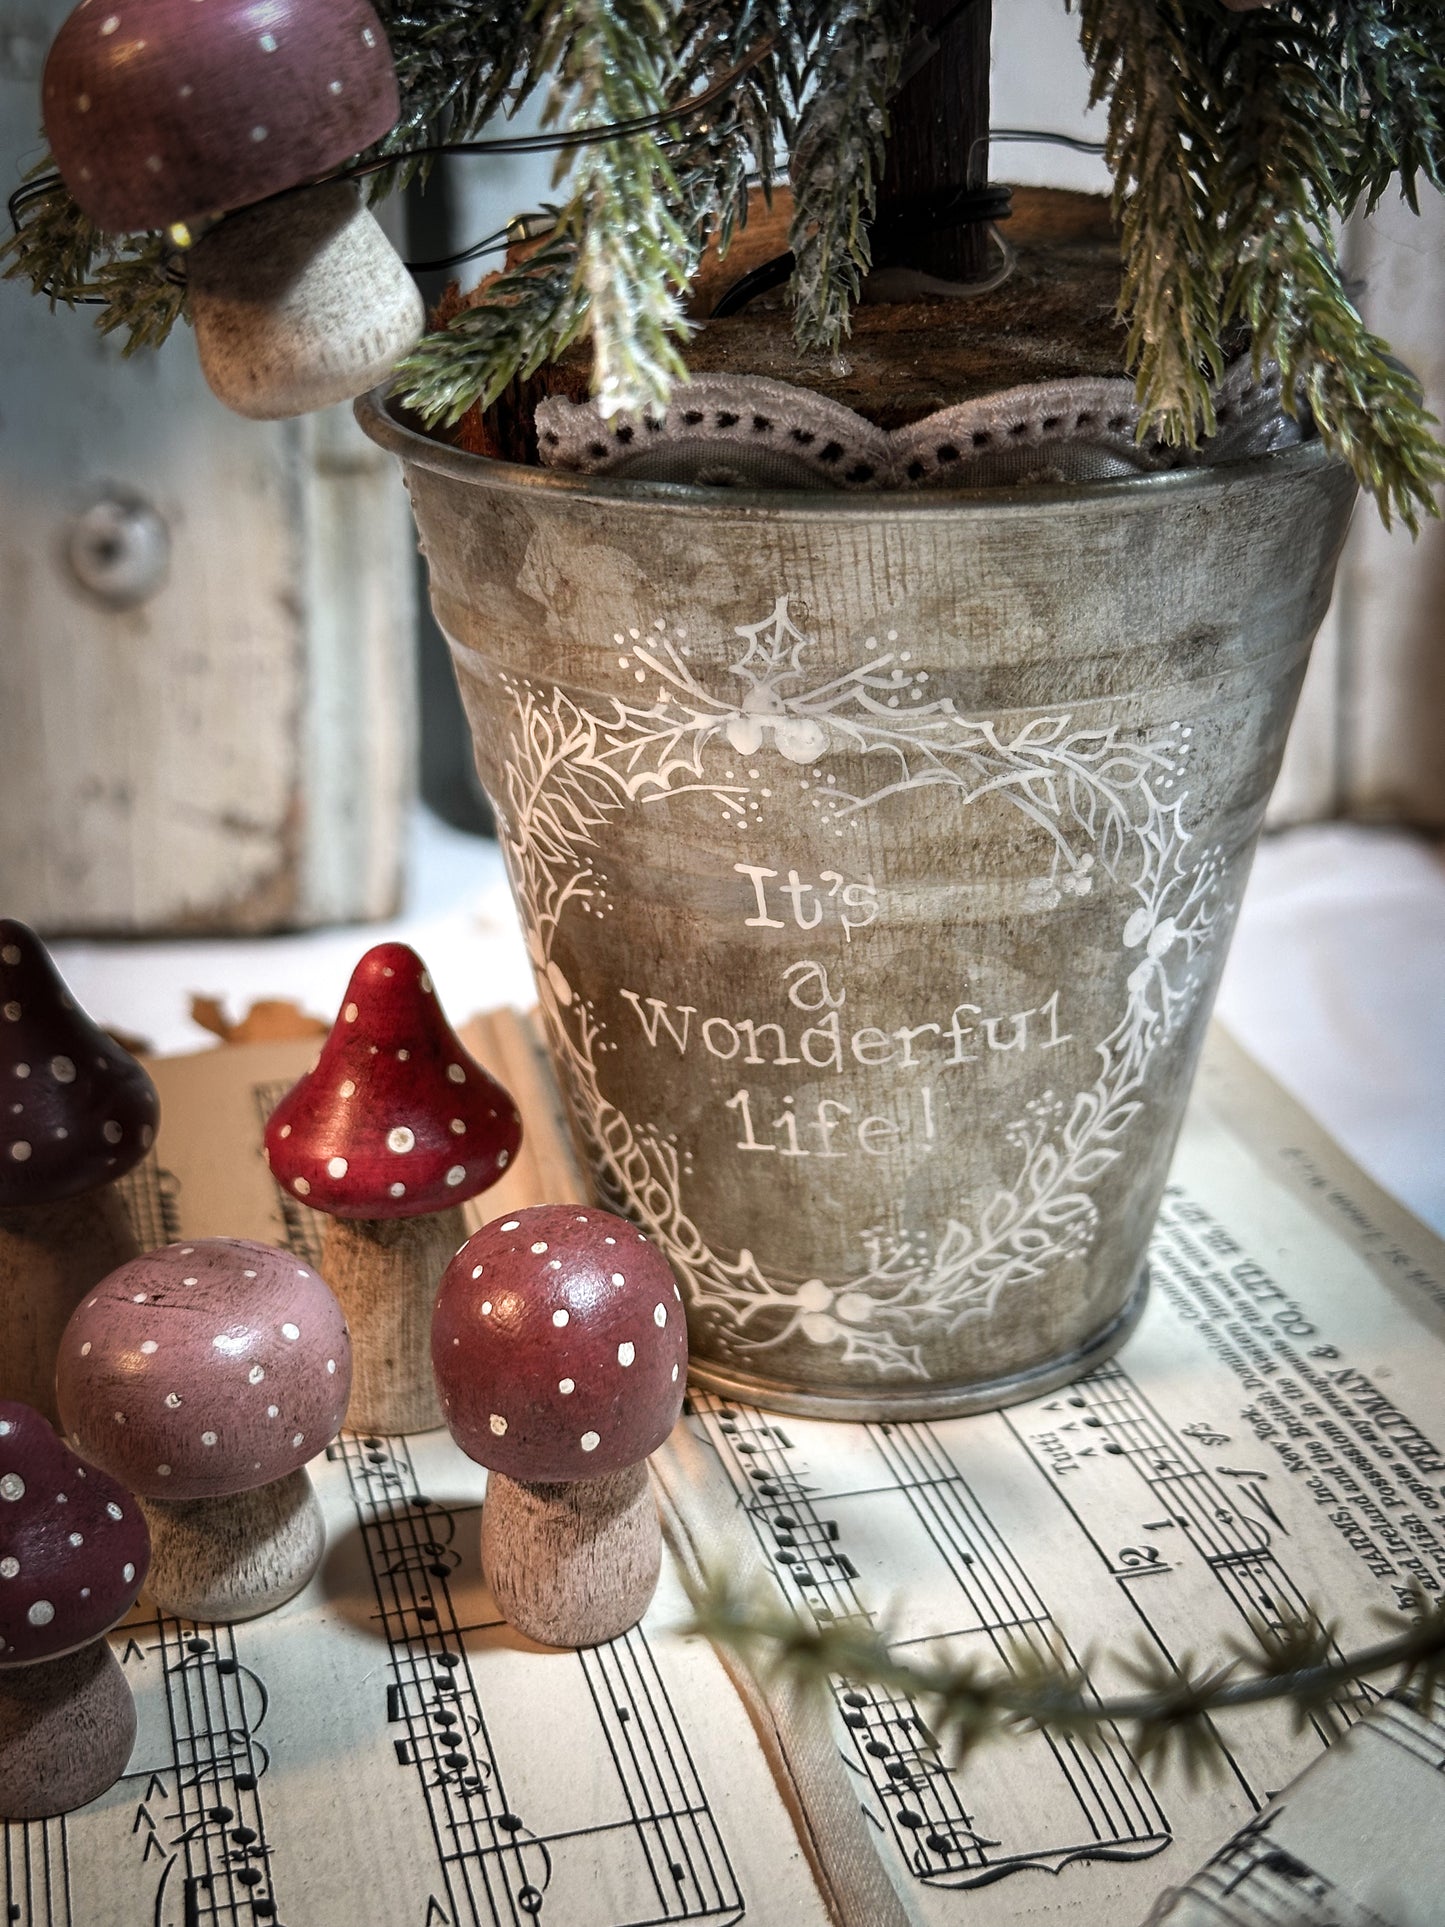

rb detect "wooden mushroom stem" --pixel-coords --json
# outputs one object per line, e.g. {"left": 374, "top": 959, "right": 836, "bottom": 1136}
{"left": 0, "top": 1187, "right": 138, "bottom": 1426}
{"left": 323, "top": 1209, "right": 466, "bottom": 1436}
{"left": 480, "top": 1463, "right": 662, "bottom": 1649}
{"left": 140, "top": 1468, "right": 325, "bottom": 1623}
{"left": 0, "top": 1641, "right": 137, "bottom": 1820}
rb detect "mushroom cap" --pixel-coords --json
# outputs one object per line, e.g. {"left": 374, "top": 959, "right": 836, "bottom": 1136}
{"left": 0, "top": 1401, "right": 149, "bottom": 1667}
{"left": 432, "top": 1205, "right": 688, "bottom": 1484}
{"left": 56, "top": 1240, "right": 351, "bottom": 1501}
{"left": 43, "top": 0, "right": 400, "bottom": 234}
{"left": 263, "top": 943, "right": 522, "bottom": 1221}
{"left": 0, "top": 919, "right": 159, "bottom": 1207}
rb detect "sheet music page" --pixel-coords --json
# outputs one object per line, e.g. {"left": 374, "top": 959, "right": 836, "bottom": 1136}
{"left": 5, "top": 1020, "right": 1443, "bottom": 1927}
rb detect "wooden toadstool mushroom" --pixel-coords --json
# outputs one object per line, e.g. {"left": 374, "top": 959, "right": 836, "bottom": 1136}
{"left": 0, "top": 1400, "right": 150, "bottom": 1818}
{"left": 41, "top": 0, "right": 423, "bottom": 417}
{"left": 0, "top": 921, "right": 158, "bottom": 1427}
{"left": 56, "top": 1239, "right": 351, "bottom": 1622}
{"left": 432, "top": 1205, "right": 688, "bottom": 1648}
{"left": 264, "top": 943, "right": 522, "bottom": 1437}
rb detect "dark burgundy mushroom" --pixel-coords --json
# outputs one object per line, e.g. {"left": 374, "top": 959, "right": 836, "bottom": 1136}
{"left": 265, "top": 943, "right": 521, "bottom": 1436}
{"left": 432, "top": 1205, "right": 687, "bottom": 1647}
{"left": 0, "top": 920, "right": 158, "bottom": 1425}
{"left": 56, "top": 1239, "right": 351, "bottom": 1622}
{"left": 42, "top": 0, "right": 420, "bottom": 417}
{"left": 0, "top": 1400, "right": 149, "bottom": 1818}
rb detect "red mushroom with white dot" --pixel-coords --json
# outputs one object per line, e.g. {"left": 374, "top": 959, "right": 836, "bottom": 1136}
{"left": 0, "top": 1400, "right": 150, "bottom": 1818}
{"left": 432, "top": 1204, "right": 687, "bottom": 1647}
{"left": 0, "top": 920, "right": 158, "bottom": 1426}
{"left": 41, "top": 0, "right": 422, "bottom": 417}
{"left": 264, "top": 943, "right": 522, "bottom": 1436}
{"left": 56, "top": 1240, "right": 351, "bottom": 1622}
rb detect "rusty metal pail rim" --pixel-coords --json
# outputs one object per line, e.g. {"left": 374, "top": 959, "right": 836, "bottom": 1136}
{"left": 355, "top": 387, "right": 1340, "bottom": 520}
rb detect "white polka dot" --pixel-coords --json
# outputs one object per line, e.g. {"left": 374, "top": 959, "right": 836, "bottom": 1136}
{"left": 251, "top": 124, "right": 268, "bottom": 141}
{"left": 548, "top": 1260, "right": 561, "bottom": 1271}
{"left": 178, "top": 83, "right": 192, "bottom": 98}
{"left": 182, "top": 1277, "right": 197, "bottom": 1287}
{"left": 498, "top": 1150, "right": 509, "bottom": 1169}
{"left": 102, "top": 1120, "right": 122, "bottom": 1144}
{"left": 258, "top": 30, "right": 276, "bottom": 49}
{"left": 113, "top": 1412, "right": 125, "bottom": 1423}
{"left": 69, "top": 1532, "right": 83, "bottom": 1547}
{"left": 481, "top": 1301, "right": 493, "bottom": 1315}
{"left": 278, "top": 1123, "right": 292, "bottom": 1138}
{"left": 0, "top": 1422, "right": 9, "bottom": 1436}
{"left": 329, "top": 78, "right": 343, "bottom": 93}
{"left": 294, "top": 1176, "right": 311, "bottom": 1196}
{"left": 200, "top": 1432, "right": 217, "bottom": 1447}
{"left": 447, "top": 1064, "right": 466, "bottom": 1084}
{"left": 362, "top": 25, "right": 376, "bottom": 43}
{"left": 132, "top": 1293, "right": 147, "bottom": 1303}
{"left": 80, "top": 1341, "right": 92, "bottom": 1356}
{"left": 445, "top": 1165, "right": 466, "bottom": 1186}
{"left": 248, "top": 1366, "right": 265, "bottom": 1384}
{"left": 0, "top": 945, "right": 18, "bottom": 965}
{"left": 501, "top": 1220, "right": 519, "bottom": 1231}
{"left": 580, "top": 1432, "right": 600, "bottom": 1453}
{"left": 672, "top": 1363, "right": 679, "bottom": 1382}
{"left": 165, "top": 1393, "right": 181, "bottom": 1408}
{"left": 654, "top": 1304, "right": 668, "bottom": 1327}
{"left": 9, "top": 1141, "right": 31, "bottom": 1162}
{"left": 267, "top": 1405, "right": 279, "bottom": 1418}
{"left": 12, "top": 1064, "right": 28, "bottom": 1079}
{"left": 344, "top": 1002, "right": 359, "bottom": 1022}
{"left": 327, "top": 1156, "right": 348, "bottom": 1178}
{"left": 471, "top": 1265, "right": 485, "bottom": 1280}
{"left": 617, "top": 1342, "right": 635, "bottom": 1367}
{"left": 0, "top": 1557, "right": 17, "bottom": 1577}
{"left": 390, "top": 1183, "right": 406, "bottom": 1198}
{"left": 611, "top": 1272, "right": 624, "bottom": 1287}
{"left": 140, "top": 1340, "right": 158, "bottom": 1355}
{"left": 326, "top": 1357, "right": 337, "bottom": 1375}
{"left": 552, "top": 1309, "right": 569, "bottom": 1327}
{"left": 157, "top": 1464, "right": 171, "bottom": 1477}
{"left": 559, "top": 1378, "right": 575, "bottom": 1395}
{"left": 100, "top": 13, "right": 118, "bottom": 31}
{"left": 489, "top": 1414, "right": 507, "bottom": 1436}
{"left": 213, "top": 1333, "right": 247, "bottom": 1356}
{"left": 122, "top": 1562, "right": 135, "bottom": 1582}
{"left": 387, "top": 1127, "right": 415, "bottom": 1154}
{"left": 144, "top": 153, "right": 161, "bottom": 172}
{"left": 420, "top": 970, "right": 434, "bottom": 993}
{"left": 27, "top": 1600, "right": 54, "bottom": 1627}
{"left": 396, "top": 1049, "right": 410, "bottom": 1062}
{"left": 339, "top": 1079, "right": 356, "bottom": 1098}
{"left": 292, "top": 1432, "right": 304, "bottom": 1448}
{"left": 604, "top": 1237, "right": 616, "bottom": 1246}
{"left": 50, "top": 1056, "right": 75, "bottom": 1083}
{"left": 106, "top": 1502, "right": 122, "bottom": 1520}
{"left": 281, "top": 1323, "right": 299, "bottom": 1341}
{"left": 1, "top": 1474, "right": 25, "bottom": 1501}
{"left": 450, "top": 1118, "right": 466, "bottom": 1135}
{"left": 531, "top": 1242, "right": 549, "bottom": 1255}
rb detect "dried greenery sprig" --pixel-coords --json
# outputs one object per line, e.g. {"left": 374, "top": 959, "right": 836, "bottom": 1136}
{"left": 690, "top": 1572, "right": 1445, "bottom": 1783}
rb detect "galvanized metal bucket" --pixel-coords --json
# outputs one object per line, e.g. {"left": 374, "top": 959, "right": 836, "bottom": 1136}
{"left": 359, "top": 393, "right": 1356, "bottom": 1419}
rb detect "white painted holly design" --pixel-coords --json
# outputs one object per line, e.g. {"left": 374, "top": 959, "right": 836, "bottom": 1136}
{"left": 487, "top": 597, "right": 1226, "bottom": 1379}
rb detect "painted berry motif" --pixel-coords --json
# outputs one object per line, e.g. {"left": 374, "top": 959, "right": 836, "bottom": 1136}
{"left": 42, "top": 0, "right": 399, "bottom": 233}
{"left": 433, "top": 1204, "right": 687, "bottom": 1485}
{"left": 0, "top": 919, "right": 157, "bottom": 1208}
{"left": 0, "top": 1400, "right": 148, "bottom": 1667}
{"left": 264, "top": 943, "right": 521, "bottom": 1220}
{"left": 56, "top": 1239, "right": 351, "bottom": 1501}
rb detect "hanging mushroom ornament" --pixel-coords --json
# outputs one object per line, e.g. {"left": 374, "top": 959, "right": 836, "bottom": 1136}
{"left": 41, "top": 0, "right": 423, "bottom": 418}
{"left": 0, "top": 1401, "right": 150, "bottom": 1819}
{"left": 432, "top": 1205, "right": 688, "bottom": 1648}
{"left": 56, "top": 1240, "right": 351, "bottom": 1622}
{"left": 264, "top": 944, "right": 522, "bottom": 1437}
{"left": 0, "top": 921, "right": 158, "bottom": 1427}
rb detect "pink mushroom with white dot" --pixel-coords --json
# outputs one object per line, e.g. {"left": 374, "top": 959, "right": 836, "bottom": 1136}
{"left": 56, "top": 1239, "right": 351, "bottom": 1622}
{"left": 432, "top": 1204, "right": 687, "bottom": 1648}
{"left": 41, "top": 0, "right": 422, "bottom": 417}
{"left": 0, "top": 1400, "right": 150, "bottom": 1818}
{"left": 0, "top": 918, "right": 158, "bottom": 1426}
{"left": 264, "top": 943, "right": 522, "bottom": 1436}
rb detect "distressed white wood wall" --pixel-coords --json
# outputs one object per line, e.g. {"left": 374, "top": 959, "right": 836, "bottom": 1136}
{"left": 0, "top": 2, "right": 417, "bottom": 935}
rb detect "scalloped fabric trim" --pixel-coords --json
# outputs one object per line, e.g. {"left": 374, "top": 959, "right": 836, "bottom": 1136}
{"left": 535, "top": 358, "right": 1303, "bottom": 491}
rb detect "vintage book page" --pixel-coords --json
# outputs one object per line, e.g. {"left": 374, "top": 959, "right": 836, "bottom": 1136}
{"left": 4, "top": 1021, "right": 1442, "bottom": 1927}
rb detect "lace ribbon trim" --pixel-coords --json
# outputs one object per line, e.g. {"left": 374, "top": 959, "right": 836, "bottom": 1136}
{"left": 535, "top": 358, "right": 1304, "bottom": 491}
